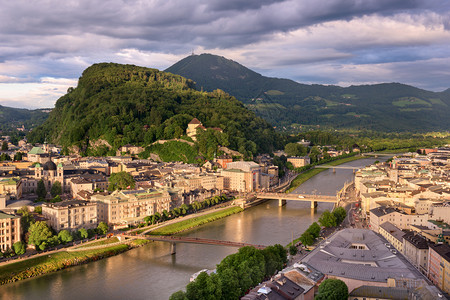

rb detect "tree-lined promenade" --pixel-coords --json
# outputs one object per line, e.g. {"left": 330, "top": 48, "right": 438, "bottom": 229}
{"left": 0, "top": 197, "right": 243, "bottom": 285}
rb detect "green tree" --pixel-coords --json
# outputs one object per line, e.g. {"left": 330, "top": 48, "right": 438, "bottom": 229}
{"left": 17, "top": 206, "right": 34, "bottom": 237}
{"left": 299, "top": 231, "right": 314, "bottom": 246}
{"left": 309, "top": 146, "right": 321, "bottom": 163}
{"left": 50, "top": 181, "right": 62, "bottom": 197}
{"left": 185, "top": 271, "right": 221, "bottom": 300}
{"left": 169, "top": 291, "right": 188, "bottom": 300}
{"left": 108, "top": 171, "right": 135, "bottom": 191}
{"left": 284, "top": 143, "right": 307, "bottom": 157}
{"left": 289, "top": 245, "right": 298, "bottom": 256}
{"left": 0, "top": 153, "right": 11, "bottom": 161}
{"left": 97, "top": 221, "right": 109, "bottom": 235}
{"left": 36, "top": 179, "right": 46, "bottom": 199}
{"left": 308, "top": 222, "right": 321, "bottom": 238}
{"left": 1, "top": 141, "right": 8, "bottom": 151}
{"left": 34, "top": 206, "right": 42, "bottom": 214}
{"left": 58, "top": 230, "right": 74, "bottom": 243}
{"left": 13, "top": 241, "right": 26, "bottom": 255}
{"left": 14, "top": 152, "right": 23, "bottom": 161}
{"left": 319, "top": 210, "right": 337, "bottom": 228}
{"left": 78, "top": 228, "right": 88, "bottom": 239}
{"left": 315, "top": 278, "right": 348, "bottom": 300}
{"left": 332, "top": 207, "right": 347, "bottom": 225}
{"left": 28, "top": 221, "right": 53, "bottom": 250}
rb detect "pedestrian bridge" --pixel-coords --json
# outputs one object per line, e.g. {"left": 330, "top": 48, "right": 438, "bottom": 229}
{"left": 130, "top": 235, "right": 266, "bottom": 255}
{"left": 255, "top": 192, "right": 337, "bottom": 208}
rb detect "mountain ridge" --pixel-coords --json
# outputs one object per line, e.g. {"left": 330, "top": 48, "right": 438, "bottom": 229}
{"left": 28, "top": 62, "right": 281, "bottom": 157}
{"left": 166, "top": 53, "right": 450, "bottom": 132}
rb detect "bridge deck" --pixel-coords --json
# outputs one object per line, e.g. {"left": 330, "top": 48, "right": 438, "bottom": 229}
{"left": 256, "top": 192, "right": 336, "bottom": 202}
{"left": 315, "top": 165, "right": 360, "bottom": 169}
{"left": 138, "top": 235, "right": 266, "bottom": 249}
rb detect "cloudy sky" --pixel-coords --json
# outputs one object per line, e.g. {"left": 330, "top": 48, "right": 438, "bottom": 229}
{"left": 1, "top": 0, "right": 450, "bottom": 109}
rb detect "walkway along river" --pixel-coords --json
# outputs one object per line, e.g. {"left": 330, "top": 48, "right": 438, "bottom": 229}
{"left": 0, "top": 158, "right": 380, "bottom": 300}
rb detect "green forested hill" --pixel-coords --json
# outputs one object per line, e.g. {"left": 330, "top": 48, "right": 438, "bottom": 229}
{"left": 166, "top": 54, "right": 450, "bottom": 132}
{"left": 0, "top": 105, "right": 49, "bottom": 130}
{"left": 28, "top": 63, "right": 281, "bottom": 156}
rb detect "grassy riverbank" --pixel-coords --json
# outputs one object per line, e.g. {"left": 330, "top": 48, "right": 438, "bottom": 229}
{"left": 0, "top": 239, "right": 148, "bottom": 285}
{"left": 148, "top": 206, "right": 243, "bottom": 235}
{"left": 75, "top": 237, "right": 119, "bottom": 249}
{"left": 286, "top": 155, "right": 362, "bottom": 193}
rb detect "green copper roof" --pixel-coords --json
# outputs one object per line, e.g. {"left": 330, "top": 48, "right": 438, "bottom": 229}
{"left": 29, "top": 147, "right": 45, "bottom": 155}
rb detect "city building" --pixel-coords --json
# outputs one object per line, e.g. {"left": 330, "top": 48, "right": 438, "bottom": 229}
{"left": 287, "top": 156, "right": 310, "bottom": 168}
{"left": 0, "top": 177, "right": 22, "bottom": 199}
{"left": 186, "top": 118, "right": 222, "bottom": 141}
{"left": 222, "top": 161, "right": 261, "bottom": 192}
{"left": 379, "top": 222, "right": 406, "bottom": 252}
{"left": 242, "top": 275, "right": 305, "bottom": 300}
{"left": 428, "top": 243, "right": 450, "bottom": 293}
{"left": 369, "top": 206, "right": 429, "bottom": 232}
{"left": 91, "top": 189, "right": 173, "bottom": 225}
{"left": 0, "top": 212, "right": 21, "bottom": 252}
{"left": 42, "top": 200, "right": 98, "bottom": 232}
{"left": 301, "top": 229, "right": 424, "bottom": 292}
{"left": 402, "top": 232, "right": 429, "bottom": 275}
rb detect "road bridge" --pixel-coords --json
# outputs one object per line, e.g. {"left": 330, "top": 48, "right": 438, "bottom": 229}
{"left": 129, "top": 235, "right": 266, "bottom": 255}
{"left": 255, "top": 192, "right": 337, "bottom": 208}
{"left": 315, "top": 164, "right": 361, "bottom": 174}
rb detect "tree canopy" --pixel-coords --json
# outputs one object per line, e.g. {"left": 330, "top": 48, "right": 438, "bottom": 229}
{"left": 50, "top": 181, "right": 62, "bottom": 197}
{"left": 170, "top": 245, "right": 287, "bottom": 299}
{"left": 28, "top": 221, "right": 53, "bottom": 249}
{"left": 319, "top": 210, "right": 337, "bottom": 228}
{"left": 315, "top": 279, "right": 348, "bottom": 300}
{"left": 108, "top": 171, "right": 135, "bottom": 191}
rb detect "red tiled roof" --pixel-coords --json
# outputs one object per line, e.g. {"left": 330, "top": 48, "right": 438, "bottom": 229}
{"left": 189, "top": 118, "right": 202, "bottom": 125}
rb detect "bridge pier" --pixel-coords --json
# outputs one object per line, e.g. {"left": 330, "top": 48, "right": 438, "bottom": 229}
{"left": 311, "top": 201, "right": 318, "bottom": 208}
{"left": 171, "top": 242, "right": 176, "bottom": 255}
{"left": 278, "top": 199, "right": 286, "bottom": 207}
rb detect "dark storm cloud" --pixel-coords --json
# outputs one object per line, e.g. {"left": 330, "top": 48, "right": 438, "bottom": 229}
{"left": 0, "top": 0, "right": 436, "bottom": 57}
{"left": 1, "top": 0, "right": 450, "bottom": 108}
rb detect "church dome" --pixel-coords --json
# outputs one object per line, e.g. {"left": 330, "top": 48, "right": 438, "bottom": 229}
{"left": 43, "top": 161, "right": 57, "bottom": 171}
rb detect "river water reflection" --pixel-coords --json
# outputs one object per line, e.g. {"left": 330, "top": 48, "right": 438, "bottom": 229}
{"left": 0, "top": 158, "right": 380, "bottom": 300}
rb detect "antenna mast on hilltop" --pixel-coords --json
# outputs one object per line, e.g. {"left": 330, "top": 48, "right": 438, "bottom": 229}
{"left": 191, "top": 49, "right": 195, "bottom": 56}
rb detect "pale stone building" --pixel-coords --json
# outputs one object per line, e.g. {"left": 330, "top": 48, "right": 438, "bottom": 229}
{"left": 370, "top": 206, "right": 429, "bottom": 233}
{"left": 287, "top": 156, "right": 310, "bottom": 168}
{"left": 0, "top": 212, "right": 21, "bottom": 251}
{"left": 0, "top": 177, "right": 22, "bottom": 199}
{"left": 91, "top": 189, "right": 173, "bottom": 225}
{"left": 402, "top": 232, "right": 429, "bottom": 275}
{"left": 42, "top": 200, "right": 98, "bottom": 232}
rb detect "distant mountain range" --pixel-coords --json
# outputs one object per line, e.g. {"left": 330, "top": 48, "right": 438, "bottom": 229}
{"left": 0, "top": 105, "right": 49, "bottom": 131}
{"left": 166, "top": 53, "right": 450, "bottom": 132}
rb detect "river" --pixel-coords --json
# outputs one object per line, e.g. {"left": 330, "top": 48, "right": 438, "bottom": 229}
{"left": 0, "top": 158, "right": 380, "bottom": 300}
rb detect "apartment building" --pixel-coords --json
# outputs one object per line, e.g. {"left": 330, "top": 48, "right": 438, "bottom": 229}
{"left": 370, "top": 206, "right": 429, "bottom": 232}
{"left": 402, "top": 232, "right": 429, "bottom": 275}
{"left": 42, "top": 200, "right": 98, "bottom": 232}
{"left": 91, "top": 189, "right": 172, "bottom": 225}
{"left": 428, "top": 243, "right": 450, "bottom": 293}
{"left": 0, "top": 212, "right": 21, "bottom": 251}
{"left": 0, "top": 177, "right": 22, "bottom": 199}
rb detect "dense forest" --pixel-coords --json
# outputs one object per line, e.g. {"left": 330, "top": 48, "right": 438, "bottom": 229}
{"left": 166, "top": 54, "right": 450, "bottom": 132}
{"left": 28, "top": 63, "right": 283, "bottom": 157}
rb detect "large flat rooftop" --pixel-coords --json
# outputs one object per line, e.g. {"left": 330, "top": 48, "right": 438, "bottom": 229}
{"left": 301, "top": 228, "right": 424, "bottom": 283}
